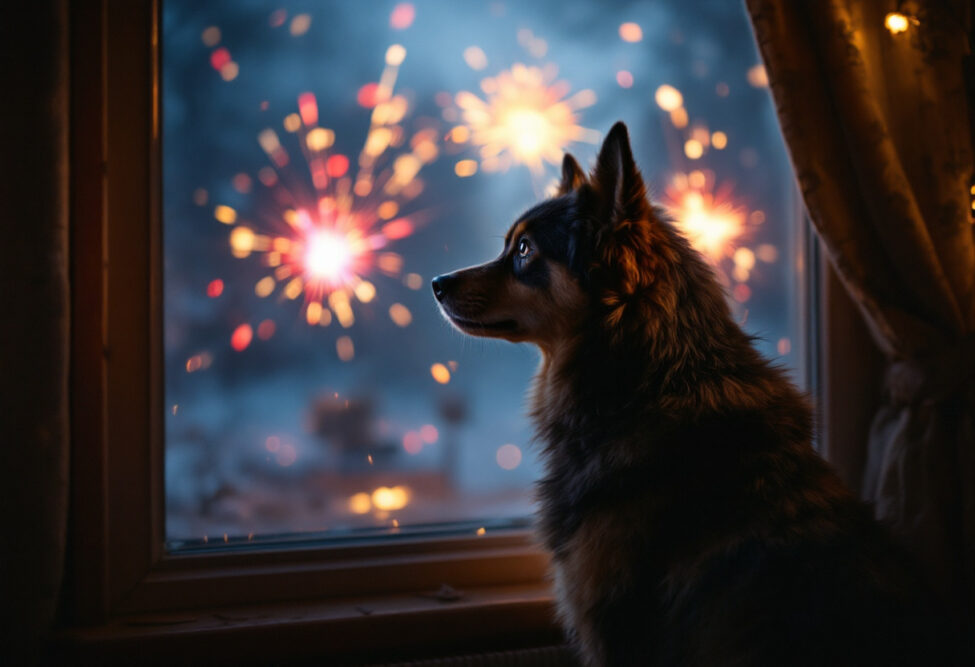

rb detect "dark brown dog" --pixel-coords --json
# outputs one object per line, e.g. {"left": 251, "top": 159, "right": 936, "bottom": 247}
{"left": 433, "top": 122, "right": 961, "bottom": 666}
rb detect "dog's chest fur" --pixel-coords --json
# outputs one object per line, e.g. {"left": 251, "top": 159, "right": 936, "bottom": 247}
{"left": 529, "top": 351, "right": 946, "bottom": 667}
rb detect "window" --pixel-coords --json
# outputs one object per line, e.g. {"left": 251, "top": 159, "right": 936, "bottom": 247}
{"left": 162, "top": 1, "right": 811, "bottom": 549}
{"left": 68, "top": 2, "right": 840, "bottom": 661}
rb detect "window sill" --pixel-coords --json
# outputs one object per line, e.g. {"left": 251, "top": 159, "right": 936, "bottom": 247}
{"left": 56, "top": 582, "right": 560, "bottom": 664}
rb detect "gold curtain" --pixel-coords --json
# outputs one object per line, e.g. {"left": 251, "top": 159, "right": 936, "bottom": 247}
{"left": 746, "top": 0, "right": 974, "bottom": 616}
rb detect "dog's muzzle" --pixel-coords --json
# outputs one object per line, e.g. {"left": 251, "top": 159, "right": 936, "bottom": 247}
{"left": 431, "top": 274, "right": 455, "bottom": 302}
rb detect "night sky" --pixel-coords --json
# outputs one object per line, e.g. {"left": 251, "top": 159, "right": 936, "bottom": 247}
{"left": 162, "top": 0, "right": 803, "bottom": 544}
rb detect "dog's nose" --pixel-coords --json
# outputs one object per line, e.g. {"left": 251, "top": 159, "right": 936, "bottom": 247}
{"left": 432, "top": 274, "right": 452, "bottom": 302}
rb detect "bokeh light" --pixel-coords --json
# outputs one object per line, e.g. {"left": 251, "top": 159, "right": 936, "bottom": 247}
{"left": 496, "top": 444, "right": 523, "bottom": 470}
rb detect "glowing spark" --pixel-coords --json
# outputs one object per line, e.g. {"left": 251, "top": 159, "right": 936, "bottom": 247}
{"left": 298, "top": 92, "right": 319, "bottom": 126}
{"left": 276, "top": 443, "right": 297, "bottom": 466}
{"left": 777, "top": 337, "right": 792, "bottom": 355}
{"left": 388, "top": 303, "right": 412, "bottom": 326}
{"left": 454, "top": 159, "right": 478, "bottom": 177}
{"left": 757, "top": 244, "right": 778, "bottom": 263}
{"left": 232, "top": 173, "right": 252, "bottom": 193}
{"left": 669, "top": 107, "right": 688, "bottom": 128}
{"left": 516, "top": 29, "right": 547, "bottom": 58}
{"left": 390, "top": 3, "right": 415, "bottom": 30}
{"left": 210, "top": 48, "right": 231, "bottom": 71}
{"left": 269, "top": 9, "right": 287, "bottom": 28}
{"left": 201, "top": 26, "right": 221, "bottom": 47}
{"left": 734, "top": 247, "right": 756, "bottom": 271}
{"left": 684, "top": 139, "right": 704, "bottom": 160}
{"left": 430, "top": 363, "right": 451, "bottom": 384}
{"left": 353, "top": 281, "right": 376, "bottom": 303}
{"left": 229, "top": 226, "right": 257, "bottom": 258}
{"left": 463, "top": 46, "right": 488, "bottom": 71}
{"left": 289, "top": 14, "right": 312, "bottom": 36}
{"left": 220, "top": 62, "right": 239, "bottom": 82}
{"left": 654, "top": 84, "right": 683, "bottom": 111}
{"left": 496, "top": 444, "right": 522, "bottom": 470}
{"left": 455, "top": 64, "right": 597, "bottom": 173}
{"left": 403, "top": 431, "right": 422, "bottom": 454}
{"left": 306, "top": 301, "right": 323, "bottom": 325}
{"left": 711, "top": 131, "right": 728, "bottom": 150}
{"left": 385, "top": 44, "right": 407, "bottom": 67}
{"left": 258, "top": 128, "right": 288, "bottom": 166}
{"left": 185, "top": 353, "right": 211, "bottom": 373}
{"left": 476, "top": 527, "right": 486, "bottom": 536}
{"left": 230, "top": 324, "right": 253, "bottom": 352}
{"left": 255, "top": 276, "right": 275, "bottom": 297}
{"left": 214, "top": 205, "right": 237, "bottom": 224}
{"left": 616, "top": 70, "right": 634, "bottom": 88}
{"left": 372, "top": 486, "right": 409, "bottom": 511}
{"left": 336, "top": 335, "right": 354, "bottom": 361}
{"left": 257, "top": 319, "right": 276, "bottom": 339}
{"left": 349, "top": 492, "right": 371, "bottom": 514}
{"left": 619, "top": 22, "right": 643, "bottom": 42}
{"left": 747, "top": 64, "right": 769, "bottom": 88}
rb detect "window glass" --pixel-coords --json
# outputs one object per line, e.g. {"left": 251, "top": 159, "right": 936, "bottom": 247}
{"left": 163, "top": 0, "right": 805, "bottom": 548}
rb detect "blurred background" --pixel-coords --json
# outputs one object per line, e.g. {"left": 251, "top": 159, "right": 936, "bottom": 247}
{"left": 162, "top": 0, "right": 805, "bottom": 549}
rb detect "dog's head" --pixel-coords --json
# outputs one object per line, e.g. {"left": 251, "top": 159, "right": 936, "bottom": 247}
{"left": 433, "top": 122, "right": 679, "bottom": 350}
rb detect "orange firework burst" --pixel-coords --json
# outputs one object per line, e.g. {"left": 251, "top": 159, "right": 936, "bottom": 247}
{"left": 663, "top": 171, "right": 748, "bottom": 263}
{"left": 219, "top": 44, "right": 437, "bottom": 329}
{"left": 452, "top": 62, "right": 599, "bottom": 174}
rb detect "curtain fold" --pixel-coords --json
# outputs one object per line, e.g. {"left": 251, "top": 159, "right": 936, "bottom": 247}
{"left": 0, "top": 1, "right": 70, "bottom": 661}
{"left": 746, "top": 0, "right": 975, "bottom": 616}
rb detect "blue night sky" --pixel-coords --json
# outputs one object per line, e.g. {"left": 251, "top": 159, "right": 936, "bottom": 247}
{"left": 162, "top": 0, "right": 803, "bottom": 544}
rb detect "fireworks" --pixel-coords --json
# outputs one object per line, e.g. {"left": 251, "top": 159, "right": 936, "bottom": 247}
{"left": 664, "top": 172, "right": 746, "bottom": 263}
{"left": 452, "top": 63, "right": 599, "bottom": 174}
{"left": 221, "top": 44, "right": 437, "bottom": 331}
{"left": 663, "top": 172, "right": 779, "bottom": 305}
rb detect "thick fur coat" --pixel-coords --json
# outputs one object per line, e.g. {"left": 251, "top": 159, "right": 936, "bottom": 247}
{"left": 434, "top": 123, "right": 962, "bottom": 666}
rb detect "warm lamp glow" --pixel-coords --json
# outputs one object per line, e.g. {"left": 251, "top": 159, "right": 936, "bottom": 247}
{"left": 884, "top": 12, "right": 909, "bottom": 34}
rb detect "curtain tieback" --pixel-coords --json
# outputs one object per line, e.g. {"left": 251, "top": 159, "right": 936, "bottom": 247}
{"left": 886, "top": 334, "right": 975, "bottom": 407}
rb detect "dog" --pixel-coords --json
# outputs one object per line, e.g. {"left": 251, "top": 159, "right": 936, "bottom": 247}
{"left": 432, "top": 122, "right": 961, "bottom": 665}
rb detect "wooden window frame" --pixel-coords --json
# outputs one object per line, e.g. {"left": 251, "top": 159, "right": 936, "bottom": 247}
{"left": 62, "top": 0, "right": 880, "bottom": 662}
{"left": 64, "top": 1, "right": 556, "bottom": 662}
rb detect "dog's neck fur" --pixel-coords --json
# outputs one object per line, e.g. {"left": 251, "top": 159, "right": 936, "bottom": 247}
{"left": 528, "top": 207, "right": 816, "bottom": 567}
{"left": 532, "top": 213, "right": 796, "bottom": 441}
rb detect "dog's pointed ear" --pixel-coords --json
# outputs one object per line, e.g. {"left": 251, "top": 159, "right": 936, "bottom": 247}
{"left": 556, "top": 153, "right": 586, "bottom": 195}
{"left": 590, "top": 122, "right": 646, "bottom": 224}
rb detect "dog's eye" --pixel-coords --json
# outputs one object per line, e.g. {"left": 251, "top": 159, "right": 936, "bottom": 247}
{"left": 517, "top": 237, "right": 533, "bottom": 259}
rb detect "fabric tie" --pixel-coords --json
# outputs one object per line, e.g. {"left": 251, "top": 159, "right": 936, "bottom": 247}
{"left": 886, "top": 335, "right": 975, "bottom": 407}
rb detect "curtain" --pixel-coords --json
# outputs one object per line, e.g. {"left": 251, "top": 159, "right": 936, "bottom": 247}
{"left": 0, "top": 1, "right": 70, "bottom": 662}
{"left": 745, "top": 0, "right": 975, "bottom": 617}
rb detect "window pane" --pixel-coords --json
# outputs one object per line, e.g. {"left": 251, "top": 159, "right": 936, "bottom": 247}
{"left": 163, "top": 0, "right": 805, "bottom": 548}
